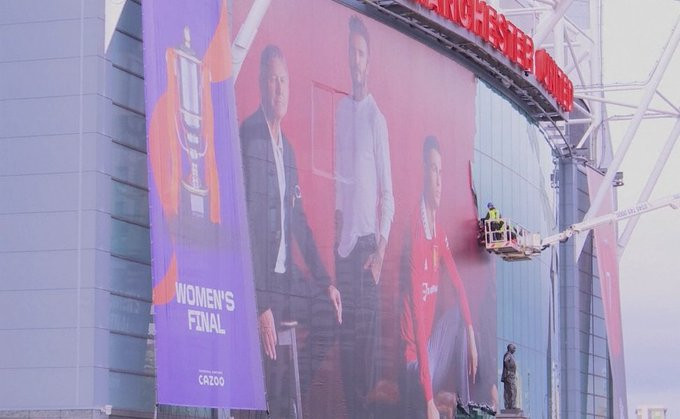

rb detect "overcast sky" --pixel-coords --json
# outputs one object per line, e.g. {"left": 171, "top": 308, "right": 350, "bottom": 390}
{"left": 600, "top": 1, "right": 680, "bottom": 417}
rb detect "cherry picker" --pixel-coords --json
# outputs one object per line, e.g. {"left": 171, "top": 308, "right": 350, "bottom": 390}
{"left": 481, "top": 192, "right": 680, "bottom": 261}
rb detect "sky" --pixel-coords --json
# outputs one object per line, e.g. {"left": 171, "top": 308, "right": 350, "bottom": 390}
{"left": 600, "top": 1, "right": 680, "bottom": 417}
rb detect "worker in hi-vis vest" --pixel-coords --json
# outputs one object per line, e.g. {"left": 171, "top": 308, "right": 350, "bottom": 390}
{"left": 483, "top": 202, "right": 504, "bottom": 241}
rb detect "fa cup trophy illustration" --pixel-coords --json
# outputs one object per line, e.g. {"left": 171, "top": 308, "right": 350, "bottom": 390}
{"left": 172, "top": 26, "right": 208, "bottom": 218}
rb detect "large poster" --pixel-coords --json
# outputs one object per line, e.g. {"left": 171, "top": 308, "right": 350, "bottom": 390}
{"left": 142, "top": 0, "right": 265, "bottom": 409}
{"left": 233, "top": 1, "right": 496, "bottom": 417}
{"left": 586, "top": 168, "right": 628, "bottom": 419}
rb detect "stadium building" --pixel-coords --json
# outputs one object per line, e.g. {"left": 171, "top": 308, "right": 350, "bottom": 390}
{"left": 1, "top": 1, "right": 628, "bottom": 418}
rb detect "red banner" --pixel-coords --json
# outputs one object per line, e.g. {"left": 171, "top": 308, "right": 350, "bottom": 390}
{"left": 232, "top": 0, "right": 496, "bottom": 417}
{"left": 586, "top": 167, "right": 628, "bottom": 419}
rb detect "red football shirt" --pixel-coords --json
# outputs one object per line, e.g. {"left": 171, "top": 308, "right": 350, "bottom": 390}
{"left": 401, "top": 200, "right": 472, "bottom": 401}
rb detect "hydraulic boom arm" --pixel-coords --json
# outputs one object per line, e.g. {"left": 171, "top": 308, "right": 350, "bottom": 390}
{"left": 541, "top": 192, "right": 680, "bottom": 248}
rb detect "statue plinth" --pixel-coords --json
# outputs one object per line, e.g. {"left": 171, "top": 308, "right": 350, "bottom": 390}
{"left": 497, "top": 408, "right": 528, "bottom": 418}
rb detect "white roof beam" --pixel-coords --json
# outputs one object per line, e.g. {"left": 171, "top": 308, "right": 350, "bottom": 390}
{"left": 574, "top": 95, "right": 680, "bottom": 117}
{"left": 574, "top": 16, "right": 680, "bottom": 258}
{"left": 656, "top": 89, "right": 680, "bottom": 114}
{"left": 533, "top": 0, "right": 576, "bottom": 49}
{"left": 501, "top": 7, "right": 551, "bottom": 16}
{"left": 618, "top": 117, "right": 680, "bottom": 256}
{"left": 565, "top": 47, "right": 590, "bottom": 76}
{"left": 566, "top": 34, "right": 587, "bottom": 87}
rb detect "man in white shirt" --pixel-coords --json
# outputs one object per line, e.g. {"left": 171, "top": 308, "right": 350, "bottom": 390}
{"left": 240, "top": 45, "right": 342, "bottom": 418}
{"left": 334, "top": 15, "right": 395, "bottom": 418}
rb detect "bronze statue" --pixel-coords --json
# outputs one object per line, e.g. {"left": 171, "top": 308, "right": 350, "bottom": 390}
{"left": 501, "top": 343, "right": 517, "bottom": 410}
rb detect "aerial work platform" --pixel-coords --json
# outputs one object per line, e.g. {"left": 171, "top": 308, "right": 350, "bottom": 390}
{"left": 482, "top": 219, "right": 542, "bottom": 261}
{"left": 480, "top": 192, "right": 680, "bottom": 262}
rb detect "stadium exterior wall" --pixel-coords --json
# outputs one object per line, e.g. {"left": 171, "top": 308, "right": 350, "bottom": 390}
{"left": 0, "top": 1, "right": 613, "bottom": 418}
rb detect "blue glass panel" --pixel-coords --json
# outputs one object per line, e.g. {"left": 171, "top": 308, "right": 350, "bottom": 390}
{"left": 109, "top": 371, "right": 154, "bottom": 411}
{"left": 111, "top": 180, "right": 149, "bottom": 226}
{"left": 107, "top": 30, "right": 143, "bottom": 76}
{"left": 116, "top": 1, "right": 142, "bottom": 39}
{"left": 110, "top": 256, "right": 151, "bottom": 300}
{"left": 111, "top": 218, "right": 150, "bottom": 263}
{"left": 109, "top": 67, "right": 145, "bottom": 114}
{"left": 111, "top": 142, "right": 148, "bottom": 188}
{"left": 109, "top": 104, "right": 146, "bottom": 151}
{"left": 109, "top": 332, "right": 153, "bottom": 375}
{"left": 110, "top": 294, "right": 151, "bottom": 336}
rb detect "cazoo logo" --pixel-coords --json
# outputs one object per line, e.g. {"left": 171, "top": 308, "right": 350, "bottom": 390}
{"left": 198, "top": 374, "right": 225, "bottom": 387}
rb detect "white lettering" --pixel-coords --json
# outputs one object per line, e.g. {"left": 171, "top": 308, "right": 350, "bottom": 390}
{"left": 195, "top": 286, "right": 206, "bottom": 307}
{"left": 175, "top": 283, "right": 234, "bottom": 311}
{"left": 188, "top": 308, "right": 199, "bottom": 330}
{"left": 225, "top": 291, "right": 235, "bottom": 312}
{"left": 178, "top": 283, "right": 236, "bottom": 333}
{"left": 175, "top": 282, "right": 187, "bottom": 304}
{"left": 421, "top": 282, "right": 439, "bottom": 302}
{"left": 198, "top": 374, "right": 225, "bottom": 386}
{"left": 186, "top": 284, "right": 195, "bottom": 305}
{"left": 188, "top": 309, "right": 226, "bottom": 334}
{"left": 209, "top": 289, "right": 222, "bottom": 310}
{"left": 188, "top": 309, "right": 203, "bottom": 332}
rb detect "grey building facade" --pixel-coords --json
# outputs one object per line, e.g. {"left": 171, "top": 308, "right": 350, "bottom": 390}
{"left": 1, "top": 0, "right": 154, "bottom": 416}
{"left": 558, "top": 159, "right": 613, "bottom": 419}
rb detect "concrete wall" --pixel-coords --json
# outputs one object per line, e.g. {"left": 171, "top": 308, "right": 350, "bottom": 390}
{"left": 0, "top": 0, "right": 152, "bottom": 414}
{"left": 1, "top": 0, "right": 109, "bottom": 410}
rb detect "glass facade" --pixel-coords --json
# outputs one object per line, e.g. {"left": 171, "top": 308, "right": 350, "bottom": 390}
{"left": 579, "top": 237, "right": 612, "bottom": 419}
{"left": 106, "top": 0, "right": 155, "bottom": 412}
{"left": 558, "top": 160, "right": 614, "bottom": 419}
{"left": 473, "top": 81, "right": 558, "bottom": 418}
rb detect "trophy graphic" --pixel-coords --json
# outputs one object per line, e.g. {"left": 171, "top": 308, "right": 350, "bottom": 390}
{"left": 172, "top": 26, "right": 209, "bottom": 218}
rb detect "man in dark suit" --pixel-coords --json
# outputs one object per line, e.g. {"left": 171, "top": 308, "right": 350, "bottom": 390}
{"left": 240, "top": 44, "right": 342, "bottom": 418}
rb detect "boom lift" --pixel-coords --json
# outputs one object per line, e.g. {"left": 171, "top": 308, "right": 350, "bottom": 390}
{"left": 482, "top": 219, "right": 542, "bottom": 261}
{"left": 482, "top": 192, "right": 680, "bottom": 261}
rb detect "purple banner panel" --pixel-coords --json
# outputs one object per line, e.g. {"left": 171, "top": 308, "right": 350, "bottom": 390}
{"left": 142, "top": 0, "right": 265, "bottom": 409}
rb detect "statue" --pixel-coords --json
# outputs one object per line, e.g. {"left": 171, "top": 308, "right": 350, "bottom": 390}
{"left": 501, "top": 343, "right": 517, "bottom": 410}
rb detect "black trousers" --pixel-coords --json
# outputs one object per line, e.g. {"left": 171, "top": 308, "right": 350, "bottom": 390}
{"left": 336, "top": 235, "right": 380, "bottom": 419}
{"left": 263, "top": 346, "right": 295, "bottom": 419}
{"left": 260, "top": 271, "right": 335, "bottom": 418}
{"left": 260, "top": 272, "right": 299, "bottom": 419}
